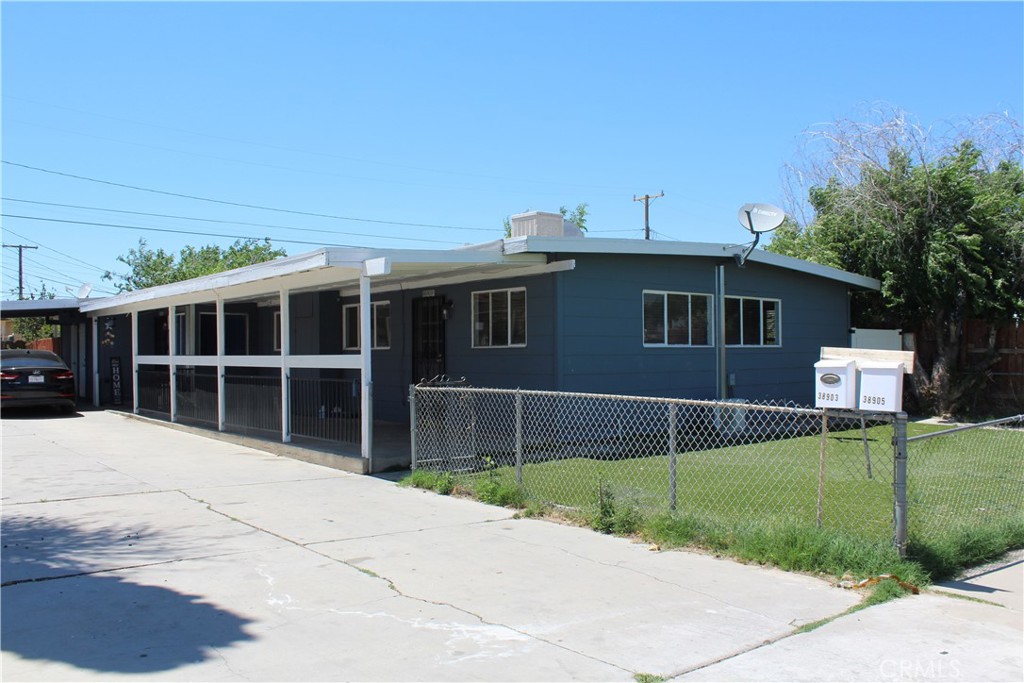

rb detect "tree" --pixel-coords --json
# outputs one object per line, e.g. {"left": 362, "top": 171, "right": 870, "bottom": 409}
{"left": 768, "top": 107, "right": 1024, "bottom": 416}
{"left": 103, "top": 238, "right": 287, "bottom": 293}
{"left": 559, "top": 203, "right": 589, "bottom": 232}
{"left": 6, "top": 284, "right": 58, "bottom": 345}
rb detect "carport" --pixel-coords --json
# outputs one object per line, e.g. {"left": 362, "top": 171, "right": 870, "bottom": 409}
{"left": 77, "top": 243, "right": 567, "bottom": 473}
{"left": 0, "top": 297, "right": 95, "bottom": 402}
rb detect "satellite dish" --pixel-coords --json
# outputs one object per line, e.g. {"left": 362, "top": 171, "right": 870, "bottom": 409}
{"left": 76, "top": 283, "right": 93, "bottom": 299}
{"left": 738, "top": 203, "right": 785, "bottom": 234}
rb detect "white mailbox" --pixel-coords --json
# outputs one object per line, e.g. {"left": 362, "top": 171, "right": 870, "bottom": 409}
{"left": 858, "top": 361, "right": 905, "bottom": 412}
{"left": 814, "top": 359, "right": 857, "bottom": 409}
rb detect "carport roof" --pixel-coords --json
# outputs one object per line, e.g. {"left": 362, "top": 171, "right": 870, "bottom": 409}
{"left": 77, "top": 241, "right": 553, "bottom": 314}
{"left": 0, "top": 297, "right": 87, "bottom": 318}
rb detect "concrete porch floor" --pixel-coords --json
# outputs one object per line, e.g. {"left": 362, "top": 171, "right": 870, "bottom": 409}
{"left": 117, "top": 410, "right": 413, "bottom": 475}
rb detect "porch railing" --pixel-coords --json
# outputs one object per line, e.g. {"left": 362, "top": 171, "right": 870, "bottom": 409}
{"left": 137, "top": 366, "right": 170, "bottom": 415}
{"left": 135, "top": 367, "right": 362, "bottom": 447}
{"left": 174, "top": 366, "right": 218, "bottom": 426}
{"left": 290, "top": 377, "right": 360, "bottom": 445}
{"left": 224, "top": 373, "right": 282, "bottom": 437}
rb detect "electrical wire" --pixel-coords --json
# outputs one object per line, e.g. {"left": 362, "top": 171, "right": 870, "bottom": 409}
{"left": 2, "top": 161, "right": 495, "bottom": 232}
{"left": 1, "top": 213, "right": 366, "bottom": 248}
{"left": 7, "top": 96, "right": 634, "bottom": 192}
{"left": 2, "top": 197, "right": 463, "bottom": 245}
{"left": 0, "top": 226, "right": 118, "bottom": 274}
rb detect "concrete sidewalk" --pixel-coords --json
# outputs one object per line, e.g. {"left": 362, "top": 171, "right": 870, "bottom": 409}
{"left": 1, "top": 410, "right": 1021, "bottom": 682}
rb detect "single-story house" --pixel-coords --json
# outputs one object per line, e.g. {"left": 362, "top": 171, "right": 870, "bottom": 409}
{"left": 5, "top": 212, "right": 880, "bottom": 472}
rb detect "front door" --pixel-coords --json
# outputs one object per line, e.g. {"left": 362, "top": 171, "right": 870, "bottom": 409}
{"left": 412, "top": 296, "right": 445, "bottom": 384}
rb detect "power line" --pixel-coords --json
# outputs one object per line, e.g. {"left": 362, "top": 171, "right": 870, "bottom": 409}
{"left": 2, "top": 243, "right": 38, "bottom": 299}
{"left": 7, "top": 96, "right": 632, "bottom": 193}
{"left": 0, "top": 226, "right": 116, "bottom": 274}
{"left": 1, "top": 213, "right": 360, "bottom": 248}
{"left": 2, "top": 197, "right": 462, "bottom": 245}
{"left": 2, "top": 161, "right": 494, "bottom": 232}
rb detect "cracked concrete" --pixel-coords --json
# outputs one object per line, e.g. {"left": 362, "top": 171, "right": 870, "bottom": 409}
{"left": 3, "top": 410, "right": 1019, "bottom": 681}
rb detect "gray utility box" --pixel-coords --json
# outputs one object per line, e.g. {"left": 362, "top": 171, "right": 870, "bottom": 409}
{"left": 814, "top": 359, "right": 857, "bottom": 409}
{"left": 858, "top": 361, "right": 905, "bottom": 412}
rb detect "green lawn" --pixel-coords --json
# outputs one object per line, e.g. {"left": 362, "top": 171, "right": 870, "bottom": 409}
{"left": 466, "top": 421, "right": 1022, "bottom": 544}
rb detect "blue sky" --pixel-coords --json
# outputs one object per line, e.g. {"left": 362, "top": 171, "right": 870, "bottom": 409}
{"left": 2, "top": 1, "right": 1021, "bottom": 298}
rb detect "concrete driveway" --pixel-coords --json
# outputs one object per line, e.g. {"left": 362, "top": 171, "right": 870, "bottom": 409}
{"left": 1, "top": 409, "right": 1020, "bottom": 681}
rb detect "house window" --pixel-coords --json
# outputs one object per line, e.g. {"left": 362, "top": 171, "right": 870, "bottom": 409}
{"left": 198, "top": 311, "right": 250, "bottom": 355}
{"left": 343, "top": 302, "right": 391, "bottom": 350}
{"left": 643, "top": 291, "right": 712, "bottom": 346}
{"left": 273, "top": 311, "right": 282, "bottom": 352}
{"left": 472, "top": 288, "right": 526, "bottom": 348}
{"left": 724, "top": 296, "right": 780, "bottom": 347}
{"left": 174, "top": 310, "right": 187, "bottom": 355}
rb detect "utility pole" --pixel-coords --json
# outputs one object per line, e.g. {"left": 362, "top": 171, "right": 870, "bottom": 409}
{"left": 633, "top": 191, "right": 664, "bottom": 240}
{"left": 3, "top": 244, "right": 38, "bottom": 299}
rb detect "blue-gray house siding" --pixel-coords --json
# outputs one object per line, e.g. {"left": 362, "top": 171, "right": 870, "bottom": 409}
{"left": 324, "top": 251, "right": 855, "bottom": 418}
{"left": 546, "top": 253, "right": 850, "bottom": 404}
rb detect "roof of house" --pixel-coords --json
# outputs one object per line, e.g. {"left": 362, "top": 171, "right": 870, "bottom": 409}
{"left": 503, "top": 236, "right": 881, "bottom": 290}
{"left": 44, "top": 236, "right": 878, "bottom": 315}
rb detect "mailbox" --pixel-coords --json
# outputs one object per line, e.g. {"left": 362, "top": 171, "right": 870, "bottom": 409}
{"left": 814, "top": 359, "right": 857, "bottom": 409}
{"left": 858, "top": 361, "right": 904, "bottom": 412}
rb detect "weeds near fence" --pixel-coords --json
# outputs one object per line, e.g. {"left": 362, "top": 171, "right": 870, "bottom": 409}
{"left": 397, "top": 470, "right": 931, "bottom": 600}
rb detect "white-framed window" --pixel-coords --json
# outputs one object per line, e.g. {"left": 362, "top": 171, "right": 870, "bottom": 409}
{"left": 273, "top": 311, "right": 282, "bottom": 352}
{"left": 643, "top": 290, "right": 712, "bottom": 347}
{"left": 174, "top": 310, "right": 188, "bottom": 355}
{"left": 725, "top": 296, "right": 781, "bottom": 347}
{"left": 343, "top": 301, "right": 391, "bottom": 350}
{"left": 472, "top": 288, "right": 526, "bottom": 348}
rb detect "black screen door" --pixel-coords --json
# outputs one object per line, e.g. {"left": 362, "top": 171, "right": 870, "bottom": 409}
{"left": 412, "top": 296, "right": 445, "bottom": 383}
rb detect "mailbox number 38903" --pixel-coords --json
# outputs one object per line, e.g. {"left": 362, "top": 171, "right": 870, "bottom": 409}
{"left": 861, "top": 394, "right": 887, "bottom": 406}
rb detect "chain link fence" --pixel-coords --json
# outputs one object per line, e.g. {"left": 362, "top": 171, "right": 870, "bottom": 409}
{"left": 905, "top": 415, "right": 1024, "bottom": 542}
{"left": 411, "top": 386, "right": 904, "bottom": 542}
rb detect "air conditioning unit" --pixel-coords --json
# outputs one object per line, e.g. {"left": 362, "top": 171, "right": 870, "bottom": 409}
{"left": 713, "top": 399, "right": 748, "bottom": 436}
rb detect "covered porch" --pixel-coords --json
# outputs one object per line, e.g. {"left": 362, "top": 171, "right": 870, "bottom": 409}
{"left": 79, "top": 243, "right": 568, "bottom": 473}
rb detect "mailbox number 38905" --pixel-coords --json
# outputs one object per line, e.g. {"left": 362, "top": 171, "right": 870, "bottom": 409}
{"left": 861, "top": 394, "right": 887, "bottom": 406}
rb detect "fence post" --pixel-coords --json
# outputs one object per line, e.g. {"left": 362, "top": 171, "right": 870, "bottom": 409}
{"left": 893, "top": 411, "right": 909, "bottom": 558}
{"left": 816, "top": 411, "right": 828, "bottom": 527}
{"left": 409, "top": 384, "right": 418, "bottom": 470}
{"left": 515, "top": 390, "right": 523, "bottom": 485}
{"left": 668, "top": 404, "right": 677, "bottom": 511}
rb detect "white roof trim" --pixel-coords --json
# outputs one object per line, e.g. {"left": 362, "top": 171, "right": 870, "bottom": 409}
{"left": 503, "top": 236, "right": 881, "bottom": 290}
{"left": 0, "top": 297, "right": 85, "bottom": 316}
{"left": 79, "top": 243, "right": 548, "bottom": 314}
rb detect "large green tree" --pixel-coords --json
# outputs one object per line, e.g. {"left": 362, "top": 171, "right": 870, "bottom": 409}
{"left": 103, "top": 238, "right": 287, "bottom": 292}
{"left": 768, "top": 109, "right": 1024, "bottom": 416}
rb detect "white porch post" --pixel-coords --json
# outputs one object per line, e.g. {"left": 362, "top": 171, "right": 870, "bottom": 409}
{"left": 168, "top": 306, "right": 177, "bottom": 422}
{"left": 216, "top": 298, "right": 226, "bottom": 431}
{"left": 359, "top": 273, "right": 373, "bottom": 469}
{"left": 358, "top": 257, "right": 390, "bottom": 472}
{"left": 280, "top": 289, "right": 291, "bottom": 443}
{"left": 91, "top": 316, "right": 100, "bottom": 407}
{"left": 131, "top": 310, "right": 139, "bottom": 414}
